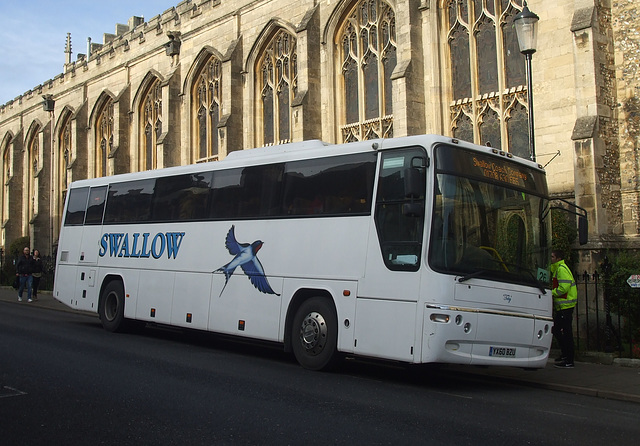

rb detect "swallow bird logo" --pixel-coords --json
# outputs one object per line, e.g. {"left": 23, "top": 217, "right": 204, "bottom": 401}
{"left": 215, "top": 225, "right": 280, "bottom": 297}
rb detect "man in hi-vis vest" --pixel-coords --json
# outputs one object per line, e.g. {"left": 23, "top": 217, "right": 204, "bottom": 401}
{"left": 550, "top": 250, "right": 577, "bottom": 368}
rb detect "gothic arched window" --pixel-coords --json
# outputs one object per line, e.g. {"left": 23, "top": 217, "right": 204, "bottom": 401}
{"left": 28, "top": 126, "right": 40, "bottom": 218}
{"left": 140, "top": 79, "right": 162, "bottom": 170}
{"left": 257, "top": 29, "right": 297, "bottom": 146}
{"left": 2, "top": 137, "right": 11, "bottom": 224}
{"left": 193, "top": 56, "right": 222, "bottom": 163}
{"left": 447, "top": 0, "right": 528, "bottom": 155}
{"left": 338, "top": 0, "right": 396, "bottom": 143}
{"left": 58, "top": 113, "right": 72, "bottom": 217}
{"left": 96, "top": 98, "right": 113, "bottom": 177}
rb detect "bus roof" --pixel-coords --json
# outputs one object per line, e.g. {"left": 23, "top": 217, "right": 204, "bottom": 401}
{"left": 224, "top": 139, "right": 330, "bottom": 160}
{"left": 66, "top": 135, "right": 543, "bottom": 189}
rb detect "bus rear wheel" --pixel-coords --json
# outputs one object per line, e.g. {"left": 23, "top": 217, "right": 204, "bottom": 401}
{"left": 291, "top": 297, "right": 338, "bottom": 371}
{"left": 99, "top": 280, "right": 126, "bottom": 333}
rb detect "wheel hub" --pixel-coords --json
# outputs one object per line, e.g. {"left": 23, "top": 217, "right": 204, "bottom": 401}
{"left": 104, "top": 292, "right": 118, "bottom": 322}
{"left": 299, "top": 311, "right": 327, "bottom": 355}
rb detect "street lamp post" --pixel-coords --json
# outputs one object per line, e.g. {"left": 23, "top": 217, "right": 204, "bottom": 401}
{"left": 42, "top": 95, "right": 55, "bottom": 258}
{"left": 514, "top": 1, "right": 540, "bottom": 163}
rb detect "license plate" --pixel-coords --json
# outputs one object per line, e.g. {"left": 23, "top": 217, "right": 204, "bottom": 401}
{"left": 489, "top": 346, "right": 516, "bottom": 357}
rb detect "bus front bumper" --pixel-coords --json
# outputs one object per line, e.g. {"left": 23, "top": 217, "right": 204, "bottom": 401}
{"left": 422, "top": 305, "right": 553, "bottom": 368}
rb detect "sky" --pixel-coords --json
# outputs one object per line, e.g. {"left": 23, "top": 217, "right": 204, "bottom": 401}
{"left": 0, "top": 0, "right": 177, "bottom": 105}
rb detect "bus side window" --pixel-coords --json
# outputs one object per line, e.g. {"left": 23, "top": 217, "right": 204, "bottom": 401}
{"left": 179, "top": 172, "right": 213, "bottom": 220}
{"left": 152, "top": 172, "right": 213, "bottom": 222}
{"left": 84, "top": 186, "right": 107, "bottom": 225}
{"left": 210, "top": 168, "right": 242, "bottom": 220}
{"left": 64, "top": 187, "right": 90, "bottom": 226}
{"left": 283, "top": 153, "right": 376, "bottom": 216}
{"left": 104, "top": 179, "right": 155, "bottom": 224}
{"left": 375, "top": 148, "right": 427, "bottom": 271}
{"left": 239, "top": 164, "right": 284, "bottom": 218}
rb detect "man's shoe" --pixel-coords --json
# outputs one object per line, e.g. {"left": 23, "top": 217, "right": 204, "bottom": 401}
{"left": 27, "top": 298, "right": 33, "bottom": 303}
{"left": 554, "top": 361, "right": 574, "bottom": 368}
{"left": 554, "top": 356, "right": 567, "bottom": 363}
{"left": 17, "top": 296, "right": 22, "bottom": 302}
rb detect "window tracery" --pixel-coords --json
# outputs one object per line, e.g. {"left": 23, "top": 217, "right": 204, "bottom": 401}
{"left": 141, "top": 79, "right": 162, "bottom": 170}
{"left": 2, "top": 138, "right": 11, "bottom": 223}
{"left": 59, "top": 114, "right": 72, "bottom": 216}
{"left": 447, "top": 0, "right": 528, "bottom": 154}
{"left": 193, "top": 56, "right": 222, "bottom": 163}
{"left": 257, "top": 29, "right": 297, "bottom": 146}
{"left": 338, "top": 0, "right": 396, "bottom": 143}
{"left": 96, "top": 98, "right": 114, "bottom": 177}
{"left": 28, "top": 128, "right": 39, "bottom": 217}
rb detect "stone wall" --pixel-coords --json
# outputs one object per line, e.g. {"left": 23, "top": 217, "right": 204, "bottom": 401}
{"left": 613, "top": 0, "right": 640, "bottom": 238}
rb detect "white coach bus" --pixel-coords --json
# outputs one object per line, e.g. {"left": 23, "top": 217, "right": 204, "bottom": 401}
{"left": 54, "top": 135, "right": 555, "bottom": 370}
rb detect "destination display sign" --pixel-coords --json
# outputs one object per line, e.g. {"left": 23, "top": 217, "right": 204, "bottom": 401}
{"left": 435, "top": 145, "right": 547, "bottom": 194}
{"left": 471, "top": 157, "right": 529, "bottom": 186}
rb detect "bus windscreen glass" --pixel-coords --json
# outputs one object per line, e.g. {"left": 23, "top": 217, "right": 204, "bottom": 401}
{"left": 429, "top": 145, "right": 551, "bottom": 288}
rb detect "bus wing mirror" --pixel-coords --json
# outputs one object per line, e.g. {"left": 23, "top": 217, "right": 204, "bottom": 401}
{"left": 404, "top": 167, "right": 425, "bottom": 199}
{"left": 551, "top": 200, "right": 588, "bottom": 245}
{"left": 578, "top": 215, "right": 588, "bottom": 245}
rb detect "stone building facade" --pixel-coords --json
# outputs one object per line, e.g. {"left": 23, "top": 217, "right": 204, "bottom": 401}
{"left": 0, "top": 0, "right": 638, "bottom": 272}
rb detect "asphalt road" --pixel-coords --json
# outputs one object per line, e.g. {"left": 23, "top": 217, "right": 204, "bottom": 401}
{"left": 2, "top": 302, "right": 639, "bottom": 445}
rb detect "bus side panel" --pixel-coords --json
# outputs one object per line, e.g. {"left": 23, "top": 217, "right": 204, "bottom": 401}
{"left": 78, "top": 226, "right": 103, "bottom": 265}
{"left": 55, "top": 227, "right": 84, "bottom": 265}
{"left": 170, "top": 272, "right": 213, "bottom": 330}
{"left": 53, "top": 226, "right": 84, "bottom": 306}
{"left": 54, "top": 264, "right": 81, "bottom": 307}
{"left": 72, "top": 267, "right": 99, "bottom": 312}
{"left": 209, "top": 272, "right": 283, "bottom": 342}
{"left": 358, "top": 222, "right": 422, "bottom": 303}
{"left": 122, "top": 270, "right": 139, "bottom": 319}
{"left": 256, "top": 218, "right": 369, "bottom": 281}
{"left": 353, "top": 298, "right": 417, "bottom": 362}
{"left": 135, "top": 270, "right": 176, "bottom": 325}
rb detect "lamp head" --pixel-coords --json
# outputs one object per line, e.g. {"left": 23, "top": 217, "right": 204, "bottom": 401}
{"left": 513, "top": 1, "right": 539, "bottom": 55}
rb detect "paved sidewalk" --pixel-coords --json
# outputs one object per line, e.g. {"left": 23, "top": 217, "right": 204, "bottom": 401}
{"left": 1, "top": 286, "right": 85, "bottom": 313}
{"left": 2, "top": 286, "right": 639, "bottom": 404}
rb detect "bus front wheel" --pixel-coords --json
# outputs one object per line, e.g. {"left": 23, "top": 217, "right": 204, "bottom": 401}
{"left": 291, "top": 297, "right": 339, "bottom": 371}
{"left": 99, "top": 280, "right": 126, "bottom": 333}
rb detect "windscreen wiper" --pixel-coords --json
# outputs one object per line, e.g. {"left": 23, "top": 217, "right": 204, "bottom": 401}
{"left": 457, "top": 269, "right": 491, "bottom": 283}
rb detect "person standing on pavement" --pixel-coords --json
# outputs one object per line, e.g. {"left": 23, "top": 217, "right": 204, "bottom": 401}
{"left": 31, "top": 249, "right": 43, "bottom": 302}
{"left": 550, "top": 249, "right": 577, "bottom": 368}
{"left": 16, "top": 247, "right": 34, "bottom": 302}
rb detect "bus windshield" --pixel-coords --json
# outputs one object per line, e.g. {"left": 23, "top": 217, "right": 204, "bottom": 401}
{"left": 428, "top": 145, "right": 551, "bottom": 289}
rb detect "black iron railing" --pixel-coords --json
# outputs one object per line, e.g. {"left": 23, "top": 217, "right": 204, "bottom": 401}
{"left": 574, "top": 269, "right": 638, "bottom": 358}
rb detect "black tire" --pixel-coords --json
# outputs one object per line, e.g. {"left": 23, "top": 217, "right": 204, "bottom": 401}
{"left": 291, "top": 297, "right": 339, "bottom": 371}
{"left": 99, "top": 280, "right": 126, "bottom": 333}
